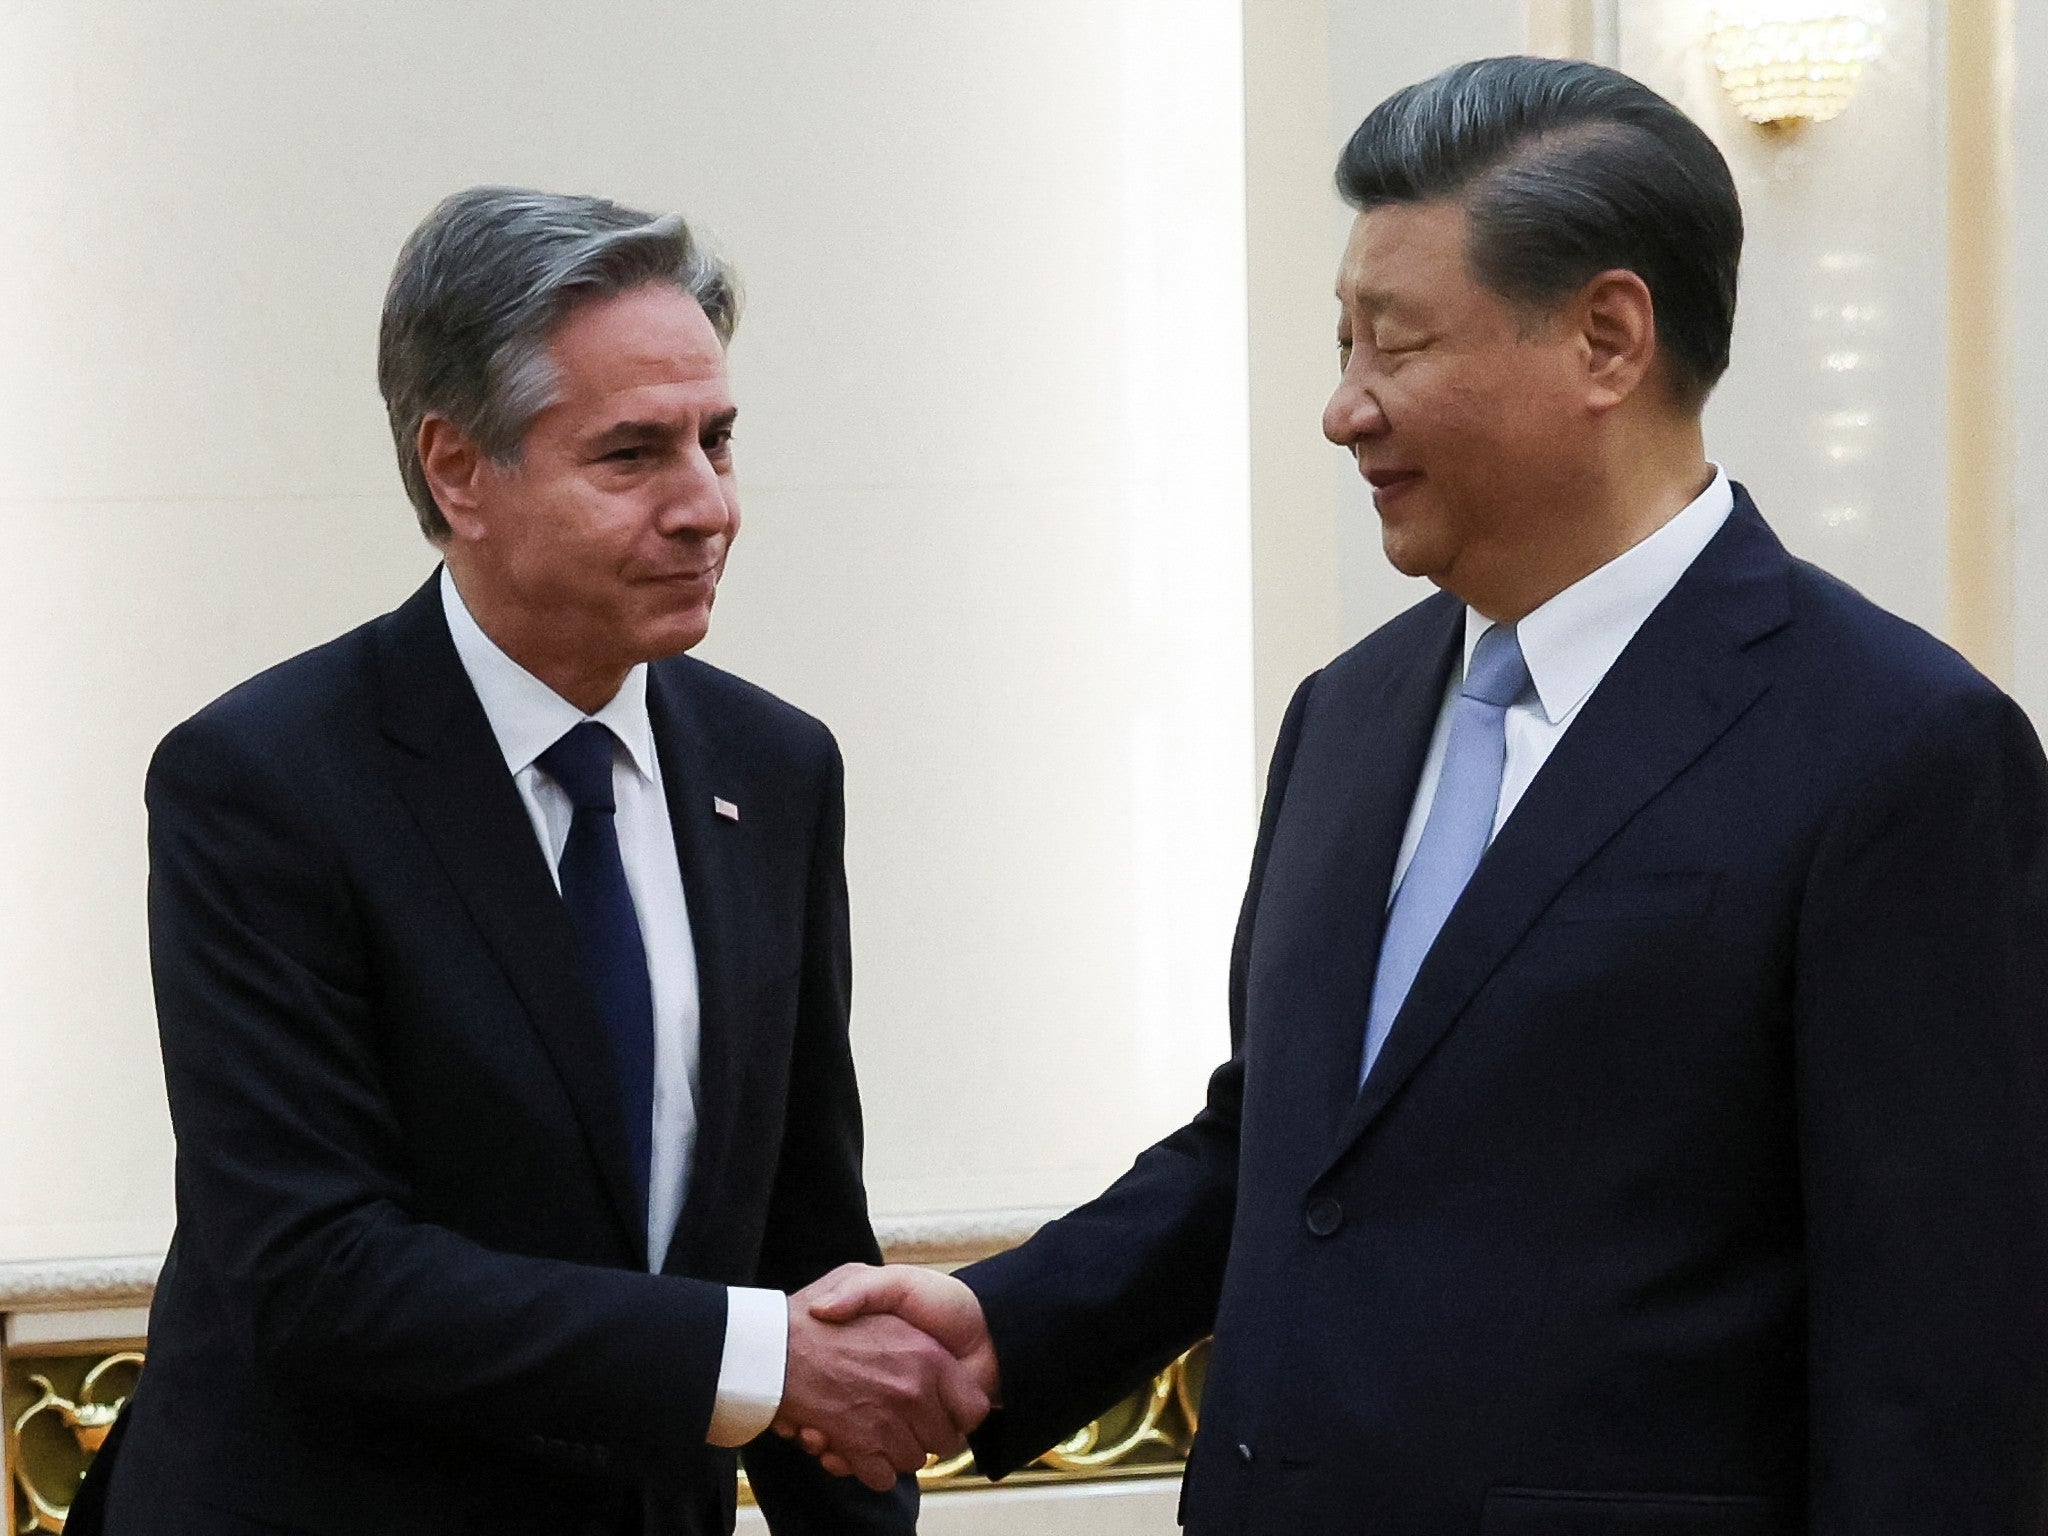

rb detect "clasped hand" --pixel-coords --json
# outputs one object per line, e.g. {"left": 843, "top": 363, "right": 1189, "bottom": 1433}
{"left": 773, "top": 1265, "right": 999, "bottom": 1491}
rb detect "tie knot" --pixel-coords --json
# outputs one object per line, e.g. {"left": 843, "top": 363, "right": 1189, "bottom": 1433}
{"left": 1462, "top": 624, "right": 1530, "bottom": 708}
{"left": 536, "top": 721, "right": 619, "bottom": 812}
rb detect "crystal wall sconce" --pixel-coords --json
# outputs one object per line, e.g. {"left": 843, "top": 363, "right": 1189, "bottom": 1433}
{"left": 1707, "top": 2, "right": 1885, "bottom": 125}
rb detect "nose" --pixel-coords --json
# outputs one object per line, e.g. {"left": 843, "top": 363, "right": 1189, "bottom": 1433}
{"left": 656, "top": 444, "right": 735, "bottom": 538}
{"left": 1323, "top": 367, "right": 1387, "bottom": 448}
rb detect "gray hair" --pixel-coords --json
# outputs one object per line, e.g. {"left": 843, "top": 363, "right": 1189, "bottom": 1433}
{"left": 377, "top": 186, "right": 740, "bottom": 540}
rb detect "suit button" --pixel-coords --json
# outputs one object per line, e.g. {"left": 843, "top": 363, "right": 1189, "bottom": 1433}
{"left": 1237, "top": 1442, "right": 1254, "bottom": 1465}
{"left": 1305, "top": 1195, "right": 1344, "bottom": 1237}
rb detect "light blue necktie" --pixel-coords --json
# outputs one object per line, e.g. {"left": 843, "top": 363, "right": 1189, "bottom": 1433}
{"left": 1361, "top": 623, "right": 1532, "bottom": 1086}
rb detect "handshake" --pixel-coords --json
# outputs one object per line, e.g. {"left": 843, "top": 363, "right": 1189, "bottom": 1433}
{"left": 772, "top": 1264, "right": 1000, "bottom": 1492}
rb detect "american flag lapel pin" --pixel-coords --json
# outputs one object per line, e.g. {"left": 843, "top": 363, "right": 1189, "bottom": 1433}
{"left": 713, "top": 796, "right": 740, "bottom": 822}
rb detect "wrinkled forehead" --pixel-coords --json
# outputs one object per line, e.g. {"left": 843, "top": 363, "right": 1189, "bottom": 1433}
{"left": 1335, "top": 199, "right": 1472, "bottom": 312}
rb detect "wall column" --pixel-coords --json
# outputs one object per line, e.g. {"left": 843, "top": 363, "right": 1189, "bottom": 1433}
{"left": 1243, "top": 0, "right": 1342, "bottom": 775}
{"left": 1945, "top": 0, "right": 2017, "bottom": 685}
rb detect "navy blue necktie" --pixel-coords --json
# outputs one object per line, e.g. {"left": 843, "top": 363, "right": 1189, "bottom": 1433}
{"left": 536, "top": 721, "right": 654, "bottom": 1229}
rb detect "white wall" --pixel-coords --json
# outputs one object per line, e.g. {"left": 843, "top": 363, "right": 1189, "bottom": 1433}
{"left": 2014, "top": 0, "right": 2048, "bottom": 728}
{"left": 0, "top": 0, "right": 1253, "bottom": 1261}
{"left": 1326, "top": 0, "right": 1530, "bottom": 646}
{"left": 1319, "top": 2, "right": 1957, "bottom": 656}
{"left": 1620, "top": 0, "right": 1950, "bottom": 641}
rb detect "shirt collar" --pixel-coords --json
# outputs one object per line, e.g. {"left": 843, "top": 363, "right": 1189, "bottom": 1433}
{"left": 1464, "top": 466, "right": 1735, "bottom": 725}
{"left": 439, "top": 567, "right": 658, "bottom": 783}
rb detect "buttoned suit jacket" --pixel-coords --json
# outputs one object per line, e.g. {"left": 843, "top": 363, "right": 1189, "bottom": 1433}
{"left": 961, "top": 489, "right": 2048, "bottom": 1535}
{"left": 81, "top": 573, "right": 915, "bottom": 1536}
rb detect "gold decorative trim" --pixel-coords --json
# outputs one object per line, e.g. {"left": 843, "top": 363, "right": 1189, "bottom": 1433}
{"left": 741, "top": 1340, "right": 1207, "bottom": 1503}
{"left": 3, "top": 1334, "right": 1204, "bottom": 1519}
{"left": 3, "top": 1211, "right": 1172, "bottom": 1516}
{"left": 6, "top": 1349, "right": 143, "bottom": 1535}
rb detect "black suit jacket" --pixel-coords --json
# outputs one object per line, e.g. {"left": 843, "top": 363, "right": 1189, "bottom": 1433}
{"left": 84, "top": 574, "right": 915, "bottom": 1536}
{"left": 962, "top": 491, "right": 2048, "bottom": 1535}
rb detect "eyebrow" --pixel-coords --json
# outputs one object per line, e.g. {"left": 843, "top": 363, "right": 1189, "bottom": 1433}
{"left": 1338, "top": 284, "right": 1424, "bottom": 320}
{"left": 589, "top": 407, "right": 738, "bottom": 446}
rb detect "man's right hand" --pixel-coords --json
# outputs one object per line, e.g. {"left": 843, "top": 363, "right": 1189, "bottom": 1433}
{"left": 777, "top": 1281, "right": 993, "bottom": 1492}
{"left": 778, "top": 1265, "right": 1000, "bottom": 1482}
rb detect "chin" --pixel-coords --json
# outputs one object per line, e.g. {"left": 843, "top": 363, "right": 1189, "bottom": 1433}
{"left": 1379, "top": 525, "right": 1446, "bottom": 583}
{"left": 637, "top": 608, "right": 713, "bottom": 661}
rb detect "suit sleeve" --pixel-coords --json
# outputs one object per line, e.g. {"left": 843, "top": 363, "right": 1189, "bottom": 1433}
{"left": 1795, "top": 684, "right": 2048, "bottom": 1533}
{"left": 958, "top": 671, "right": 1321, "bottom": 1478}
{"left": 741, "top": 731, "right": 918, "bottom": 1533}
{"left": 146, "top": 714, "right": 728, "bottom": 1468}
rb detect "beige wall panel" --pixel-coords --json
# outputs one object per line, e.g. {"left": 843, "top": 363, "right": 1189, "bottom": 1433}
{"left": 1943, "top": 0, "right": 2015, "bottom": 684}
{"left": 1619, "top": 2, "right": 1949, "bottom": 640}
{"left": 1243, "top": 0, "right": 1342, "bottom": 771}
{"left": 0, "top": 0, "right": 1254, "bottom": 1258}
{"left": 2014, "top": 0, "right": 2048, "bottom": 727}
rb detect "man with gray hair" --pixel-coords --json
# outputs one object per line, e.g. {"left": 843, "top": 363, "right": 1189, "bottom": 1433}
{"left": 75, "top": 188, "right": 981, "bottom": 1536}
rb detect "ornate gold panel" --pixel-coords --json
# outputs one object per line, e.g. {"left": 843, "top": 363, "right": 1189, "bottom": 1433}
{"left": 4, "top": 1347, "right": 142, "bottom": 1536}
{"left": 741, "top": 1338, "right": 1208, "bottom": 1502}
{"left": 1, "top": 1321, "right": 1207, "bottom": 1521}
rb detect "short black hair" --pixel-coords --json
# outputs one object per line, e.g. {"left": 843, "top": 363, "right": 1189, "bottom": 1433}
{"left": 1337, "top": 56, "right": 1742, "bottom": 406}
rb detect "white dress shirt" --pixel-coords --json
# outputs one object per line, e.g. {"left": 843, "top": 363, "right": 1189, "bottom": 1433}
{"left": 1390, "top": 469, "right": 1736, "bottom": 896}
{"left": 440, "top": 569, "right": 787, "bottom": 1447}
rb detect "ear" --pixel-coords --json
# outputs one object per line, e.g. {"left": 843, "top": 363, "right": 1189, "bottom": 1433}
{"left": 1575, "top": 268, "right": 1657, "bottom": 414}
{"left": 416, "top": 415, "right": 493, "bottom": 542}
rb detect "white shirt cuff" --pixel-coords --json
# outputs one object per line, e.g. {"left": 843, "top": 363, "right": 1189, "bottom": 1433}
{"left": 706, "top": 1286, "right": 789, "bottom": 1447}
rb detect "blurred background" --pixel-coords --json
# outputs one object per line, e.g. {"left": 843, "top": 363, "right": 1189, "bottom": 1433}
{"left": 2, "top": 1, "right": 2041, "bottom": 1528}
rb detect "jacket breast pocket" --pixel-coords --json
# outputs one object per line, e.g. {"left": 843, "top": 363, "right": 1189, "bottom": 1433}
{"left": 1547, "top": 870, "right": 1720, "bottom": 924}
{"left": 1482, "top": 1488, "right": 1782, "bottom": 1536}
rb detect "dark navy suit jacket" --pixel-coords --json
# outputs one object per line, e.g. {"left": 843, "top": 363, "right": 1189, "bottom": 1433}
{"left": 963, "top": 491, "right": 2048, "bottom": 1535}
{"left": 80, "top": 575, "right": 915, "bottom": 1536}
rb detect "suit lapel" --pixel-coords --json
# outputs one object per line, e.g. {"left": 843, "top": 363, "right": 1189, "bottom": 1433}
{"left": 373, "top": 574, "right": 647, "bottom": 1263}
{"left": 1322, "top": 495, "right": 1795, "bottom": 1169}
{"left": 1288, "top": 595, "right": 1464, "bottom": 1145}
{"left": 645, "top": 663, "right": 747, "bottom": 1275}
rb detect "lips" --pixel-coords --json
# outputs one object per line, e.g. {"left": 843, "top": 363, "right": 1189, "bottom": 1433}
{"left": 1364, "top": 468, "right": 1424, "bottom": 510}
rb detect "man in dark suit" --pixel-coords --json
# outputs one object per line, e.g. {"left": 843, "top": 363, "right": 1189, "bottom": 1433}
{"left": 78, "top": 188, "right": 984, "bottom": 1536}
{"left": 791, "top": 58, "right": 2048, "bottom": 1533}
